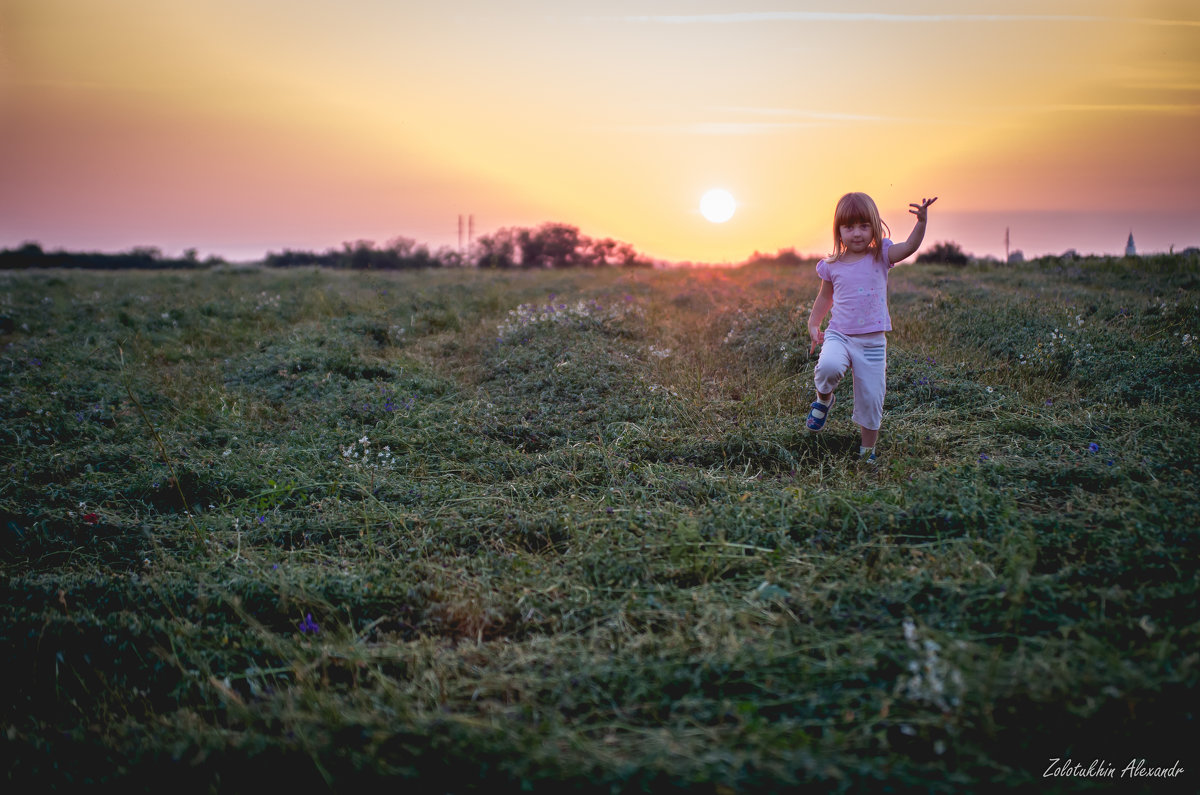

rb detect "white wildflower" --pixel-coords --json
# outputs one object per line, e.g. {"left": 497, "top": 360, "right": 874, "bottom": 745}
{"left": 341, "top": 435, "right": 396, "bottom": 471}
{"left": 897, "top": 618, "right": 965, "bottom": 712}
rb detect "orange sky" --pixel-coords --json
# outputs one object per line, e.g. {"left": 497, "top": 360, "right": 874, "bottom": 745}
{"left": 2, "top": 0, "right": 1199, "bottom": 262}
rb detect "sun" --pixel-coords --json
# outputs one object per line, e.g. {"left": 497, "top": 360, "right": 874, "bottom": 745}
{"left": 700, "top": 189, "right": 736, "bottom": 223}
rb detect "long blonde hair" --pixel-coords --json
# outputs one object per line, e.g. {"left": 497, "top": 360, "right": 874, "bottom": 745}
{"left": 828, "top": 192, "right": 890, "bottom": 262}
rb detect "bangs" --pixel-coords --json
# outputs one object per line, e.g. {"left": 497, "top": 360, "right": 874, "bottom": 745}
{"left": 835, "top": 193, "right": 876, "bottom": 226}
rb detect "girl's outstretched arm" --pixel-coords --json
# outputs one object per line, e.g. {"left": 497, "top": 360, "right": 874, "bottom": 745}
{"left": 888, "top": 197, "right": 938, "bottom": 264}
{"left": 808, "top": 279, "right": 834, "bottom": 354}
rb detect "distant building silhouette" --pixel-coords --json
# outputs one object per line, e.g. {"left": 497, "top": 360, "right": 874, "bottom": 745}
{"left": 1126, "top": 232, "right": 1137, "bottom": 257}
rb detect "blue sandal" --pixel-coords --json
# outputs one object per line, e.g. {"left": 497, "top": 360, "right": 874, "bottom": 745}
{"left": 806, "top": 394, "right": 835, "bottom": 432}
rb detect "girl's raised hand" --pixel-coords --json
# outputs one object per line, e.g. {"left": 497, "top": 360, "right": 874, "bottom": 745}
{"left": 909, "top": 196, "right": 938, "bottom": 222}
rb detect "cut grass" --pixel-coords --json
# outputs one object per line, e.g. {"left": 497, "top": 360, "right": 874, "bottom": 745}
{"left": 2, "top": 258, "right": 1197, "bottom": 791}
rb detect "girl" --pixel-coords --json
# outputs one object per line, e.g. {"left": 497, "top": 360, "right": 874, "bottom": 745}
{"left": 805, "top": 192, "right": 937, "bottom": 463}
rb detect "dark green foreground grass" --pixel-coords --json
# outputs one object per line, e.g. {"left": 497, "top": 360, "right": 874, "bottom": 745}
{"left": 2, "top": 258, "right": 1197, "bottom": 792}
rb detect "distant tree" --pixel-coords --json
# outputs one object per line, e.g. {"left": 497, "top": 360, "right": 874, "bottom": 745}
{"left": 432, "top": 246, "right": 466, "bottom": 268}
{"left": 916, "top": 241, "right": 969, "bottom": 266}
{"left": 744, "top": 247, "right": 808, "bottom": 267}
{"left": 475, "top": 228, "right": 518, "bottom": 268}
{"left": 0, "top": 243, "right": 45, "bottom": 269}
{"left": 517, "top": 223, "right": 587, "bottom": 268}
{"left": 265, "top": 249, "right": 328, "bottom": 268}
{"left": 586, "top": 237, "right": 643, "bottom": 267}
{"left": 473, "top": 223, "right": 647, "bottom": 269}
{"left": 382, "top": 236, "right": 434, "bottom": 268}
{"left": 341, "top": 240, "right": 378, "bottom": 269}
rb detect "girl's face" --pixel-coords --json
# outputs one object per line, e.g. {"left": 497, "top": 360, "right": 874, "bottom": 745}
{"left": 839, "top": 220, "right": 874, "bottom": 256}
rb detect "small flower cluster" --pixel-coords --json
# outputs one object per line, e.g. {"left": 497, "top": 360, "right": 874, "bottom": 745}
{"left": 909, "top": 356, "right": 938, "bottom": 388}
{"left": 497, "top": 296, "right": 641, "bottom": 340}
{"left": 74, "top": 401, "right": 109, "bottom": 423}
{"left": 646, "top": 383, "right": 681, "bottom": 399}
{"left": 897, "top": 617, "right": 964, "bottom": 712}
{"left": 721, "top": 309, "right": 757, "bottom": 347}
{"left": 648, "top": 345, "right": 672, "bottom": 360}
{"left": 340, "top": 435, "right": 396, "bottom": 469}
{"left": 359, "top": 385, "right": 415, "bottom": 416}
{"left": 253, "top": 292, "right": 282, "bottom": 311}
{"left": 1017, "top": 322, "right": 1092, "bottom": 370}
{"left": 67, "top": 502, "right": 101, "bottom": 524}
{"left": 1178, "top": 332, "right": 1193, "bottom": 347}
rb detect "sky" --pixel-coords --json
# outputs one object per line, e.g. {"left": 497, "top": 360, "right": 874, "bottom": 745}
{"left": 2, "top": 0, "right": 1199, "bottom": 263}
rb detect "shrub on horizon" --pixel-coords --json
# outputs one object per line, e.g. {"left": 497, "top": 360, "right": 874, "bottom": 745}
{"left": 916, "top": 241, "right": 970, "bottom": 266}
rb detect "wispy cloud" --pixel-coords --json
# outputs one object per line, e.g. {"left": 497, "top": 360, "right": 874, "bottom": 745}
{"left": 611, "top": 12, "right": 1200, "bottom": 27}
{"left": 611, "top": 106, "right": 963, "bottom": 135}
{"left": 1028, "top": 103, "right": 1200, "bottom": 115}
{"left": 1118, "top": 80, "right": 1200, "bottom": 93}
{"left": 613, "top": 121, "right": 820, "bottom": 136}
{"left": 710, "top": 106, "right": 944, "bottom": 124}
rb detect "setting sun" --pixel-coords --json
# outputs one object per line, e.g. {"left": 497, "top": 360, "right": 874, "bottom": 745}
{"left": 700, "top": 189, "right": 737, "bottom": 224}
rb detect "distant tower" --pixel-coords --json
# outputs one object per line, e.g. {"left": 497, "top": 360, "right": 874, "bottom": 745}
{"left": 1126, "top": 232, "right": 1137, "bottom": 257}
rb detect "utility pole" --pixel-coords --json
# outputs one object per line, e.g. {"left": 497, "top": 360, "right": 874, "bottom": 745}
{"left": 468, "top": 215, "right": 474, "bottom": 251}
{"left": 458, "top": 215, "right": 464, "bottom": 254}
{"left": 1005, "top": 227, "right": 1010, "bottom": 264}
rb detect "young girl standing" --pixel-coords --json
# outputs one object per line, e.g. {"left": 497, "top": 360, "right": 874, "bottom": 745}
{"left": 805, "top": 192, "right": 937, "bottom": 462}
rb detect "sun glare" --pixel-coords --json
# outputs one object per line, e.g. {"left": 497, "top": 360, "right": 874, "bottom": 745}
{"left": 700, "top": 189, "right": 736, "bottom": 223}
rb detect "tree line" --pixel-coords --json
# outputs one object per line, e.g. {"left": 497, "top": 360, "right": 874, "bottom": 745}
{"left": 267, "top": 223, "right": 650, "bottom": 270}
{"left": 2, "top": 228, "right": 992, "bottom": 271}
{"left": 0, "top": 243, "right": 217, "bottom": 270}
{"left": 0, "top": 223, "right": 653, "bottom": 271}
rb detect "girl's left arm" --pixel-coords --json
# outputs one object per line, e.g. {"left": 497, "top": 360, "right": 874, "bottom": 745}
{"left": 888, "top": 197, "right": 938, "bottom": 264}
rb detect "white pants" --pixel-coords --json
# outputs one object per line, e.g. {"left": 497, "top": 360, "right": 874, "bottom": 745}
{"left": 813, "top": 329, "right": 887, "bottom": 431}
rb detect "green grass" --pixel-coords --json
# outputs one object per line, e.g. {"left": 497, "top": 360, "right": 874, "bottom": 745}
{"left": 2, "top": 258, "right": 1197, "bottom": 792}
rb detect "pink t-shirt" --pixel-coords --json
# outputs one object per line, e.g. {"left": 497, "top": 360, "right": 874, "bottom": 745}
{"left": 815, "top": 238, "right": 894, "bottom": 335}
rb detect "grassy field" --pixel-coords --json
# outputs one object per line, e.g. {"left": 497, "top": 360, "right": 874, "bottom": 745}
{"left": 2, "top": 257, "right": 1197, "bottom": 792}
